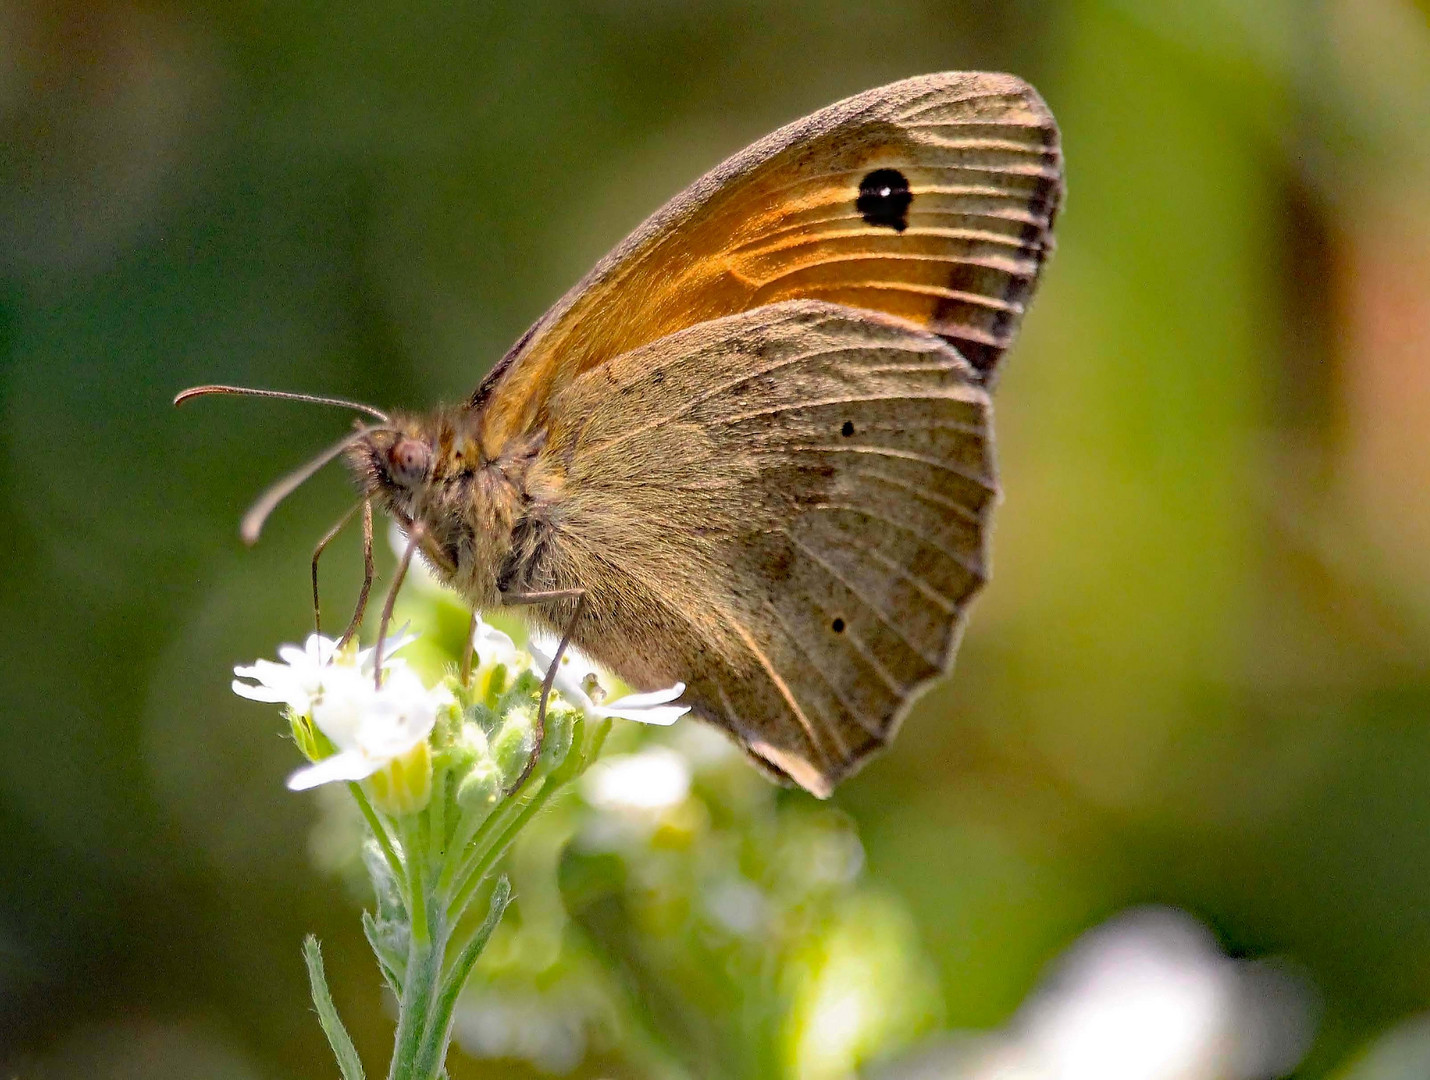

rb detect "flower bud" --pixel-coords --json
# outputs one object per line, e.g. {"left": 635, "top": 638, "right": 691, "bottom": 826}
{"left": 476, "top": 661, "right": 511, "bottom": 707}
{"left": 456, "top": 757, "right": 503, "bottom": 814}
{"left": 490, "top": 707, "right": 536, "bottom": 780}
{"left": 442, "top": 721, "right": 489, "bottom": 776}
{"left": 538, "top": 707, "right": 575, "bottom": 771}
{"left": 365, "top": 740, "right": 433, "bottom": 816}
{"left": 289, "top": 713, "right": 322, "bottom": 762}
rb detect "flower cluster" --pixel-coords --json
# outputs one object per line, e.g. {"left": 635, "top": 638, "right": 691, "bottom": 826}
{"left": 233, "top": 618, "right": 689, "bottom": 815}
{"left": 231, "top": 614, "right": 689, "bottom": 1080}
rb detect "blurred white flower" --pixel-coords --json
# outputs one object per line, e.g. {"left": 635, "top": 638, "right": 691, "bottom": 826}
{"left": 528, "top": 634, "right": 688, "bottom": 726}
{"left": 1338, "top": 1013, "right": 1430, "bottom": 1080}
{"left": 668, "top": 720, "right": 740, "bottom": 768}
{"left": 454, "top": 990, "right": 588, "bottom": 1075}
{"left": 704, "top": 876, "right": 769, "bottom": 937}
{"left": 996, "top": 908, "right": 1311, "bottom": 1080}
{"left": 581, "top": 747, "right": 692, "bottom": 813}
{"left": 877, "top": 907, "right": 1313, "bottom": 1080}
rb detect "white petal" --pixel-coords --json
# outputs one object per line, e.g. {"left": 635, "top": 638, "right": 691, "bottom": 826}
{"left": 607, "top": 683, "right": 686, "bottom": 709}
{"left": 231, "top": 679, "right": 292, "bottom": 704}
{"left": 596, "top": 702, "right": 690, "bottom": 726}
{"left": 472, "top": 617, "right": 518, "bottom": 668}
{"left": 234, "top": 658, "right": 294, "bottom": 683}
{"left": 286, "top": 751, "right": 380, "bottom": 790}
{"left": 526, "top": 634, "right": 557, "bottom": 669}
{"left": 356, "top": 628, "right": 416, "bottom": 677}
{"left": 528, "top": 633, "right": 599, "bottom": 684}
{"left": 277, "top": 643, "right": 316, "bottom": 667}
{"left": 310, "top": 669, "right": 383, "bottom": 748}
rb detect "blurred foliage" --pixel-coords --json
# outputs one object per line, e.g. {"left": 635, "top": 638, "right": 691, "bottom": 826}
{"left": 2, "top": 0, "right": 1429, "bottom": 1077}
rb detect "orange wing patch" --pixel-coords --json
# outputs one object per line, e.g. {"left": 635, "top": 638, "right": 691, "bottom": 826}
{"left": 474, "top": 72, "right": 1062, "bottom": 456}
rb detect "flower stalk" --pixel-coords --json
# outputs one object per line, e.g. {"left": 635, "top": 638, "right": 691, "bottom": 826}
{"left": 233, "top": 617, "right": 668, "bottom": 1080}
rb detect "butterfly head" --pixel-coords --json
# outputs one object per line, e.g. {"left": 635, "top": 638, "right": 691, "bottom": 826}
{"left": 347, "top": 407, "right": 511, "bottom": 585}
{"left": 354, "top": 421, "right": 436, "bottom": 497}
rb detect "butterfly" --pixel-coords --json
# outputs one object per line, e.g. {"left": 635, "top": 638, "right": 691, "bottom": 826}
{"left": 183, "top": 72, "right": 1063, "bottom": 797}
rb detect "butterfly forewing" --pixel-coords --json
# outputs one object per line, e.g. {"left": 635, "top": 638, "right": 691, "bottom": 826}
{"left": 472, "top": 72, "right": 1061, "bottom": 458}
{"left": 512, "top": 301, "right": 996, "bottom": 795}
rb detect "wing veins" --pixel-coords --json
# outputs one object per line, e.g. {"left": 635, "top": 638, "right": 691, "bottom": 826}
{"left": 848, "top": 466, "right": 985, "bottom": 524}
{"left": 763, "top": 599, "right": 888, "bottom": 738}
{"left": 754, "top": 264, "right": 1030, "bottom": 315}
{"left": 712, "top": 389, "right": 981, "bottom": 427}
{"left": 748, "top": 160, "right": 1060, "bottom": 211}
{"left": 783, "top": 529, "right": 939, "bottom": 669}
{"left": 861, "top": 543, "right": 958, "bottom": 614}
{"left": 726, "top": 611, "right": 845, "bottom": 761}
{"left": 740, "top": 225, "right": 1050, "bottom": 263}
{"left": 803, "top": 501, "right": 988, "bottom": 579}
{"left": 730, "top": 204, "right": 1053, "bottom": 253}
{"left": 582, "top": 341, "right": 937, "bottom": 457}
{"left": 758, "top": 443, "right": 994, "bottom": 488}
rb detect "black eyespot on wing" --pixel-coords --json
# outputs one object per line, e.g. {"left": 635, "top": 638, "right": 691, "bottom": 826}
{"left": 840, "top": 420, "right": 855, "bottom": 437}
{"left": 856, "top": 168, "right": 912, "bottom": 233}
{"left": 831, "top": 617, "right": 846, "bottom": 634}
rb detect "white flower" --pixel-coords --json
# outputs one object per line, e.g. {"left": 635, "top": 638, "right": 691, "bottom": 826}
{"left": 289, "top": 663, "right": 451, "bottom": 791}
{"left": 528, "top": 633, "right": 689, "bottom": 726}
{"left": 581, "top": 747, "right": 692, "bottom": 812}
{"left": 232, "top": 630, "right": 415, "bottom": 716}
{"left": 472, "top": 614, "right": 519, "bottom": 671}
{"left": 232, "top": 629, "right": 449, "bottom": 794}
{"left": 913, "top": 908, "right": 1315, "bottom": 1080}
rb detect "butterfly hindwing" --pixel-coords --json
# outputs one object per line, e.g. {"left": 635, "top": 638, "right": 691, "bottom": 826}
{"left": 509, "top": 301, "right": 996, "bottom": 794}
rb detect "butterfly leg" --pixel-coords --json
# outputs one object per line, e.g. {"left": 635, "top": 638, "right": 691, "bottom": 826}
{"left": 459, "top": 608, "right": 479, "bottom": 686}
{"left": 372, "top": 521, "right": 423, "bottom": 688}
{"left": 310, "top": 500, "right": 360, "bottom": 637}
{"left": 311, "top": 499, "right": 376, "bottom": 647}
{"left": 499, "top": 588, "right": 587, "bottom": 795}
{"left": 338, "top": 499, "right": 376, "bottom": 649}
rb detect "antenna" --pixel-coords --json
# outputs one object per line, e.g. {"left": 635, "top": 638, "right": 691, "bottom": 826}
{"left": 240, "top": 427, "right": 388, "bottom": 545}
{"left": 174, "top": 384, "right": 389, "bottom": 423}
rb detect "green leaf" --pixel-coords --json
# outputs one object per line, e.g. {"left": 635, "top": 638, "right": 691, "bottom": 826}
{"left": 303, "top": 935, "right": 366, "bottom": 1080}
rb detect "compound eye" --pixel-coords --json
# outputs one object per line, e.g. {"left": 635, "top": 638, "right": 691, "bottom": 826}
{"left": 388, "top": 437, "right": 431, "bottom": 483}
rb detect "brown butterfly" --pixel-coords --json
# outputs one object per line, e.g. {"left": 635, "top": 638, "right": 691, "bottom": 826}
{"left": 181, "top": 72, "right": 1063, "bottom": 797}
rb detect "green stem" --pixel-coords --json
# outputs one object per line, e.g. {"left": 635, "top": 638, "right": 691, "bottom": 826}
{"left": 443, "top": 789, "right": 534, "bottom": 898}
{"left": 402, "top": 814, "right": 430, "bottom": 945}
{"left": 430, "top": 766, "right": 448, "bottom": 858}
{"left": 386, "top": 920, "right": 444, "bottom": 1080}
{"left": 350, "top": 783, "right": 406, "bottom": 895}
{"left": 436, "top": 798, "right": 499, "bottom": 895}
{"left": 445, "top": 715, "right": 610, "bottom": 921}
{"left": 447, "top": 784, "right": 547, "bottom": 925}
{"left": 409, "top": 878, "right": 512, "bottom": 1080}
{"left": 378, "top": 713, "right": 610, "bottom": 1080}
{"left": 303, "top": 935, "right": 366, "bottom": 1080}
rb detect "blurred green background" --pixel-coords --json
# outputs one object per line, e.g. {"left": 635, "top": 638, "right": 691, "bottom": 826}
{"left": 3, "top": 0, "right": 1430, "bottom": 1076}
